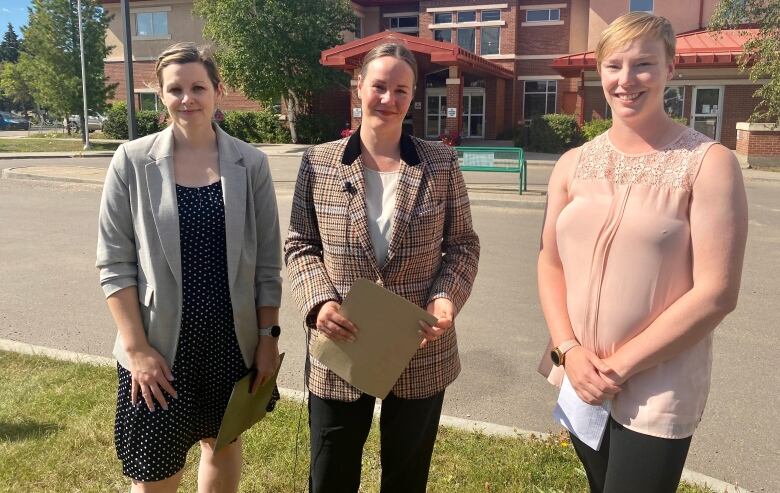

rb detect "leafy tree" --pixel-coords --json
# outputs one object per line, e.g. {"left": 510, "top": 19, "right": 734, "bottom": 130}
{"left": 193, "top": 0, "right": 356, "bottom": 142}
{"left": 710, "top": 0, "right": 780, "bottom": 125}
{"left": 18, "top": 0, "right": 116, "bottom": 136}
{"left": 0, "top": 62, "right": 35, "bottom": 112}
{"left": 0, "top": 23, "right": 21, "bottom": 63}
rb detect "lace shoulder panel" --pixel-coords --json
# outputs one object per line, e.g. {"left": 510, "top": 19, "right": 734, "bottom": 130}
{"left": 574, "top": 128, "right": 715, "bottom": 191}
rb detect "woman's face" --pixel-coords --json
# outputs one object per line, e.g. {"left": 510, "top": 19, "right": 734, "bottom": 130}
{"left": 357, "top": 56, "right": 415, "bottom": 131}
{"left": 600, "top": 37, "right": 673, "bottom": 123}
{"left": 159, "top": 62, "right": 222, "bottom": 132}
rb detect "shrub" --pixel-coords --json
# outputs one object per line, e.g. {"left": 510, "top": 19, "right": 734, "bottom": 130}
{"left": 219, "top": 109, "right": 291, "bottom": 143}
{"left": 524, "top": 114, "right": 582, "bottom": 153}
{"left": 582, "top": 118, "right": 612, "bottom": 141}
{"left": 295, "top": 113, "right": 340, "bottom": 144}
{"left": 103, "top": 102, "right": 166, "bottom": 139}
{"left": 137, "top": 110, "right": 166, "bottom": 136}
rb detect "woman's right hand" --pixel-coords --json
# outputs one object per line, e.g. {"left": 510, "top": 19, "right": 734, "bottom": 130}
{"left": 127, "top": 344, "right": 177, "bottom": 411}
{"left": 316, "top": 301, "right": 359, "bottom": 342}
{"left": 564, "top": 346, "right": 621, "bottom": 405}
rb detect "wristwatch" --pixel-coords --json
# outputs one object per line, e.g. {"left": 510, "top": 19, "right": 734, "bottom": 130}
{"left": 259, "top": 325, "right": 281, "bottom": 338}
{"left": 550, "top": 339, "right": 579, "bottom": 367}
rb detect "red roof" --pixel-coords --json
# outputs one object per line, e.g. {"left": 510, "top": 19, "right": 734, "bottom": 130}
{"left": 552, "top": 28, "right": 757, "bottom": 76}
{"left": 321, "top": 31, "right": 514, "bottom": 80}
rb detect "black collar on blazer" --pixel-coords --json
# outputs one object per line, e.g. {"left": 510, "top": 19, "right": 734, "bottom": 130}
{"left": 341, "top": 127, "right": 421, "bottom": 166}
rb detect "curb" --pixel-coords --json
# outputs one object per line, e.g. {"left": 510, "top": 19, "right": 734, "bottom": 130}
{"left": 0, "top": 338, "right": 753, "bottom": 493}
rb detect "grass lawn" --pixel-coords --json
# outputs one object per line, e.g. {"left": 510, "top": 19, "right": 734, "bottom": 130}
{"left": 0, "top": 351, "right": 716, "bottom": 492}
{"left": 0, "top": 138, "right": 119, "bottom": 153}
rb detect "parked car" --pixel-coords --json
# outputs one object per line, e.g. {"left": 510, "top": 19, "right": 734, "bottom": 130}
{"left": 0, "top": 112, "right": 31, "bottom": 130}
{"left": 68, "top": 112, "right": 106, "bottom": 133}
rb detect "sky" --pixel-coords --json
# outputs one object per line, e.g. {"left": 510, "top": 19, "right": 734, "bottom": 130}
{"left": 0, "top": 0, "right": 32, "bottom": 36}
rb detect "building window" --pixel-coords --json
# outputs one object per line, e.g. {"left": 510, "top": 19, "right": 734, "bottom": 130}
{"left": 524, "top": 80, "right": 557, "bottom": 121}
{"left": 526, "top": 9, "right": 560, "bottom": 22}
{"left": 457, "top": 11, "right": 477, "bottom": 23}
{"left": 664, "top": 87, "right": 684, "bottom": 118}
{"left": 434, "top": 29, "right": 452, "bottom": 43}
{"left": 457, "top": 28, "right": 476, "bottom": 52}
{"left": 629, "top": 0, "right": 653, "bottom": 13}
{"left": 481, "top": 27, "right": 500, "bottom": 55}
{"left": 388, "top": 15, "right": 418, "bottom": 33}
{"left": 138, "top": 92, "right": 162, "bottom": 112}
{"left": 135, "top": 11, "right": 168, "bottom": 37}
{"left": 434, "top": 12, "right": 452, "bottom": 24}
{"left": 481, "top": 10, "right": 501, "bottom": 22}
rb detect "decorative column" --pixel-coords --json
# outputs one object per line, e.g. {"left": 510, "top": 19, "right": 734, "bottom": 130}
{"left": 445, "top": 65, "right": 463, "bottom": 137}
{"left": 350, "top": 68, "right": 362, "bottom": 131}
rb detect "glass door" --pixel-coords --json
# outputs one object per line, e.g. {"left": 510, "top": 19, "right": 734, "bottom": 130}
{"left": 691, "top": 87, "right": 724, "bottom": 141}
{"left": 425, "top": 89, "right": 447, "bottom": 138}
{"left": 462, "top": 89, "right": 485, "bottom": 138}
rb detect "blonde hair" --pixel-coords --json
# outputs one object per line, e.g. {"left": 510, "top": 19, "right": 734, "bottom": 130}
{"left": 360, "top": 43, "right": 418, "bottom": 87}
{"left": 596, "top": 12, "right": 676, "bottom": 69}
{"left": 155, "top": 42, "right": 222, "bottom": 90}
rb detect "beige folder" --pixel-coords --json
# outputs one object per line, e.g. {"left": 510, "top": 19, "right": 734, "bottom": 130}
{"left": 310, "top": 278, "right": 437, "bottom": 399}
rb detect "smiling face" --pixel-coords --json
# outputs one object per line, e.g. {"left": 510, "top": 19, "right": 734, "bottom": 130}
{"left": 600, "top": 36, "right": 674, "bottom": 123}
{"left": 357, "top": 55, "right": 415, "bottom": 131}
{"left": 159, "top": 62, "right": 222, "bottom": 132}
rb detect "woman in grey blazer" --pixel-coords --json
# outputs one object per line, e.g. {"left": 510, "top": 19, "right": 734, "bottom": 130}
{"left": 96, "top": 43, "right": 282, "bottom": 492}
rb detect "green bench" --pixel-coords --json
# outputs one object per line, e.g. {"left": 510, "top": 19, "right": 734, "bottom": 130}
{"left": 455, "top": 146, "right": 527, "bottom": 194}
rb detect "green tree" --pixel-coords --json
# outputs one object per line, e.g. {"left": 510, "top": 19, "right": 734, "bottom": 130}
{"left": 18, "top": 0, "right": 116, "bottom": 136}
{"left": 0, "top": 62, "right": 35, "bottom": 113}
{"left": 0, "top": 23, "right": 21, "bottom": 63}
{"left": 193, "top": 0, "right": 356, "bottom": 142}
{"left": 710, "top": 0, "right": 780, "bottom": 125}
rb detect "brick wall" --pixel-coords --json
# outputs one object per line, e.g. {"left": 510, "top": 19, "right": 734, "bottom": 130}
{"left": 517, "top": 0, "right": 571, "bottom": 55}
{"left": 720, "top": 85, "right": 762, "bottom": 149}
{"left": 736, "top": 124, "right": 780, "bottom": 169}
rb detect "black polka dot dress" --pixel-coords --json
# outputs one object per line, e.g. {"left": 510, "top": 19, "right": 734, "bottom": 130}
{"left": 114, "top": 181, "right": 249, "bottom": 482}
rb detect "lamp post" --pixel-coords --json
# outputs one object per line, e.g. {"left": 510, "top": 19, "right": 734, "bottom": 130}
{"left": 77, "top": 0, "right": 90, "bottom": 150}
{"left": 121, "top": 0, "right": 137, "bottom": 140}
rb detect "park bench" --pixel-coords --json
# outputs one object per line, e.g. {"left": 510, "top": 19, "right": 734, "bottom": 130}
{"left": 455, "top": 146, "right": 527, "bottom": 194}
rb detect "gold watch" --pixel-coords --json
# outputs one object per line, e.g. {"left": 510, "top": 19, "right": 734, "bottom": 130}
{"left": 550, "top": 339, "right": 579, "bottom": 367}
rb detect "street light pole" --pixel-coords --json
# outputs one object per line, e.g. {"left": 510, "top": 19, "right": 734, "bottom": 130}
{"left": 77, "top": 0, "right": 90, "bottom": 150}
{"left": 121, "top": 0, "right": 137, "bottom": 140}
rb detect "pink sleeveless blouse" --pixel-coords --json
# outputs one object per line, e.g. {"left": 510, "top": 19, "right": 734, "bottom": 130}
{"left": 549, "top": 127, "right": 717, "bottom": 439}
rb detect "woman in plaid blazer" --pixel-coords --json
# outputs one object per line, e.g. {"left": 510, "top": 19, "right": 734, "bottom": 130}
{"left": 284, "top": 43, "right": 480, "bottom": 493}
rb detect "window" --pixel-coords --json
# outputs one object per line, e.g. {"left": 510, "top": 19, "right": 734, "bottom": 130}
{"left": 664, "top": 87, "right": 684, "bottom": 118}
{"left": 480, "top": 27, "right": 500, "bottom": 55}
{"left": 136, "top": 11, "right": 168, "bottom": 37}
{"left": 138, "top": 92, "right": 162, "bottom": 112}
{"left": 524, "top": 80, "right": 557, "bottom": 121}
{"left": 457, "top": 11, "right": 477, "bottom": 23}
{"left": 526, "top": 9, "right": 560, "bottom": 22}
{"left": 434, "top": 12, "right": 452, "bottom": 24}
{"left": 388, "top": 16, "right": 418, "bottom": 29}
{"left": 481, "top": 10, "right": 501, "bottom": 21}
{"left": 433, "top": 29, "right": 452, "bottom": 43}
{"left": 457, "top": 28, "right": 476, "bottom": 52}
{"left": 629, "top": 0, "right": 653, "bottom": 12}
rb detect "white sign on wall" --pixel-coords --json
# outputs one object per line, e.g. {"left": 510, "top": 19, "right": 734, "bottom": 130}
{"left": 414, "top": 101, "right": 422, "bottom": 110}
{"left": 447, "top": 107, "right": 457, "bottom": 118}
{"left": 352, "top": 107, "right": 362, "bottom": 118}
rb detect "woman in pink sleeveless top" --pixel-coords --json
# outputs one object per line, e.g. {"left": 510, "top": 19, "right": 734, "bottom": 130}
{"left": 538, "top": 13, "right": 748, "bottom": 492}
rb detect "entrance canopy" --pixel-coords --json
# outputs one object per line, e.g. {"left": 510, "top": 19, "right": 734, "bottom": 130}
{"left": 321, "top": 31, "right": 513, "bottom": 80}
{"left": 551, "top": 28, "right": 758, "bottom": 77}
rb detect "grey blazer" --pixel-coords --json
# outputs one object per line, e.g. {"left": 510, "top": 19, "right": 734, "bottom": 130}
{"left": 96, "top": 125, "right": 282, "bottom": 370}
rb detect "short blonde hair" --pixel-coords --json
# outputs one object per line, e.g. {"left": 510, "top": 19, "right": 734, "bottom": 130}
{"left": 155, "top": 42, "right": 222, "bottom": 89}
{"left": 596, "top": 12, "right": 676, "bottom": 68}
{"left": 360, "top": 43, "right": 418, "bottom": 87}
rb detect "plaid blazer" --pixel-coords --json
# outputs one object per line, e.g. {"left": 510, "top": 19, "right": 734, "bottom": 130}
{"left": 284, "top": 130, "right": 480, "bottom": 401}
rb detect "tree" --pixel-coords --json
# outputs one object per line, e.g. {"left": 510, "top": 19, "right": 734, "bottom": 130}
{"left": 710, "top": 0, "right": 780, "bottom": 125}
{"left": 18, "top": 0, "right": 116, "bottom": 136}
{"left": 193, "top": 0, "right": 356, "bottom": 142}
{"left": 0, "top": 62, "right": 35, "bottom": 113}
{"left": 0, "top": 24, "right": 21, "bottom": 63}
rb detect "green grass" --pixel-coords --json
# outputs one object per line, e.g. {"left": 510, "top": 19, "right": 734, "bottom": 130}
{"left": 0, "top": 351, "right": 716, "bottom": 492}
{"left": 0, "top": 138, "right": 119, "bottom": 153}
{"left": 23, "top": 131, "right": 113, "bottom": 140}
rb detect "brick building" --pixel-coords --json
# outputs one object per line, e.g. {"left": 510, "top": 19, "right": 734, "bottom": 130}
{"left": 101, "top": 0, "right": 765, "bottom": 148}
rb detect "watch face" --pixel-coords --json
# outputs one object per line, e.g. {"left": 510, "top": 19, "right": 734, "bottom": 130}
{"left": 271, "top": 325, "right": 281, "bottom": 338}
{"left": 550, "top": 349, "right": 562, "bottom": 366}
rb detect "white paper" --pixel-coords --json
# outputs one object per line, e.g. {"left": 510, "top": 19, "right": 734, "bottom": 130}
{"left": 553, "top": 374, "right": 611, "bottom": 451}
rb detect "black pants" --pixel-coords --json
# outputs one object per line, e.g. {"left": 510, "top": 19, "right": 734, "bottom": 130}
{"left": 308, "top": 390, "right": 445, "bottom": 493}
{"left": 569, "top": 417, "right": 692, "bottom": 493}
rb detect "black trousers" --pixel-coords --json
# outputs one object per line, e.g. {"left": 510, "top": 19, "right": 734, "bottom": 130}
{"left": 308, "top": 390, "right": 445, "bottom": 493}
{"left": 569, "top": 417, "right": 692, "bottom": 493}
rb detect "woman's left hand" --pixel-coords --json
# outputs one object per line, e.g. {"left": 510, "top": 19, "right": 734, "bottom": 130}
{"left": 251, "top": 336, "right": 280, "bottom": 394}
{"left": 419, "top": 298, "right": 455, "bottom": 348}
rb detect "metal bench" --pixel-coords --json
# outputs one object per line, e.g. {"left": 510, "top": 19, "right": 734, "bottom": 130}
{"left": 455, "top": 146, "right": 527, "bottom": 194}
